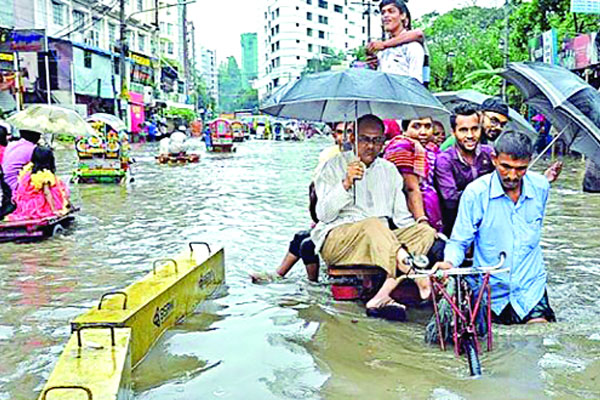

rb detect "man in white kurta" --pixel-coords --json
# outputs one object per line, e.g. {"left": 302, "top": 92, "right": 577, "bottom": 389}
{"left": 312, "top": 114, "right": 436, "bottom": 315}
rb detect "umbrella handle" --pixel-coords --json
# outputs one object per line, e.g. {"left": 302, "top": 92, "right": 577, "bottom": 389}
{"left": 528, "top": 124, "right": 569, "bottom": 170}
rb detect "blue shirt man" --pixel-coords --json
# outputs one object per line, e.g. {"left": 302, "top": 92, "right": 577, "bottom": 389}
{"left": 436, "top": 131, "right": 561, "bottom": 324}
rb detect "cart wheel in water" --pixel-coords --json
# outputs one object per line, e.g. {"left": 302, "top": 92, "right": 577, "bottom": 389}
{"left": 463, "top": 336, "right": 482, "bottom": 377}
{"left": 52, "top": 224, "right": 65, "bottom": 236}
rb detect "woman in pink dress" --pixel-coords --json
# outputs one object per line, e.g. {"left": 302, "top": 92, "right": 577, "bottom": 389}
{"left": 7, "top": 146, "right": 70, "bottom": 221}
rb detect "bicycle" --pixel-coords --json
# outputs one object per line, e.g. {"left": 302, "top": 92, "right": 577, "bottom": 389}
{"left": 402, "top": 252, "right": 507, "bottom": 377}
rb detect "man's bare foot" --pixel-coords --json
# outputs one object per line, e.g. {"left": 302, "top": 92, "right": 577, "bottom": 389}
{"left": 526, "top": 317, "right": 548, "bottom": 324}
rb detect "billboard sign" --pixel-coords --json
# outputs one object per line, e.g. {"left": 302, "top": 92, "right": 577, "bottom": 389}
{"left": 571, "top": 0, "right": 600, "bottom": 14}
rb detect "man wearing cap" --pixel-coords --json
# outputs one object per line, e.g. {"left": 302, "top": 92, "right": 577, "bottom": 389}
{"left": 480, "top": 97, "right": 510, "bottom": 143}
{"left": 1, "top": 129, "right": 40, "bottom": 193}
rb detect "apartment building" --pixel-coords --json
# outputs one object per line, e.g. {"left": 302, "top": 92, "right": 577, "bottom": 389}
{"left": 256, "top": 0, "right": 379, "bottom": 100}
{"left": 197, "top": 45, "right": 218, "bottom": 105}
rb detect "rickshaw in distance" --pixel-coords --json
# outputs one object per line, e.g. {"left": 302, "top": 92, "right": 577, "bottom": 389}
{"left": 231, "top": 120, "right": 246, "bottom": 142}
{"left": 207, "top": 119, "right": 235, "bottom": 153}
{"left": 73, "top": 114, "right": 132, "bottom": 184}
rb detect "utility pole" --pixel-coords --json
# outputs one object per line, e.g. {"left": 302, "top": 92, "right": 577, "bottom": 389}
{"left": 502, "top": 0, "right": 510, "bottom": 101}
{"left": 119, "top": 0, "right": 128, "bottom": 124}
{"left": 182, "top": 0, "right": 190, "bottom": 101}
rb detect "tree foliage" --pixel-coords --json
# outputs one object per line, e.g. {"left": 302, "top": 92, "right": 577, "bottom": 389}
{"left": 421, "top": 0, "right": 599, "bottom": 97}
{"left": 303, "top": 48, "right": 346, "bottom": 75}
{"left": 217, "top": 56, "right": 259, "bottom": 113}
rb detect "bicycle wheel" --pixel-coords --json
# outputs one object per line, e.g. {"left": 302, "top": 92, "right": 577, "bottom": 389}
{"left": 463, "top": 336, "right": 482, "bottom": 377}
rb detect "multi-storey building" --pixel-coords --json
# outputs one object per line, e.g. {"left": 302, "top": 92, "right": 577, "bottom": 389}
{"left": 241, "top": 32, "right": 258, "bottom": 88}
{"left": 197, "top": 45, "right": 218, "bottom": 106}
{"left": 1, "top": 0, "right": 161, "bottom": 131}
{"left": 256, "top": 0, "right": 380, "bottom": 100}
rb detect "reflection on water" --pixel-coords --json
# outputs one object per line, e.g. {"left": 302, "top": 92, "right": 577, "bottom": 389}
{"left": 0, "top": 140, "right": 599, "bottom": 400}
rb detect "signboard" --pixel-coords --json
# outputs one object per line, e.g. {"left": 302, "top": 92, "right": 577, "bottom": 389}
{"left": 529, "top": 29, "right": 558, "bottom": 65}
{"left": 0, "top": 29, "right": 47, "bottom": 53}
{"left": 571, "top": 0, "right": 600, "bottom": 13}
{"left": 561, "top": 33, "right": 598, "bottom": 69}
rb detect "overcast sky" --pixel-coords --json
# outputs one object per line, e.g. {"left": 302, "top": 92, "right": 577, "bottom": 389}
{"left": 189, "top": 0, "right": 505, "bottom": 65}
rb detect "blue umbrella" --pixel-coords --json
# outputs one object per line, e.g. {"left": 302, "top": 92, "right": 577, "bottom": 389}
{"left": 501, "top": 62, "right": 600, "bottom": 165}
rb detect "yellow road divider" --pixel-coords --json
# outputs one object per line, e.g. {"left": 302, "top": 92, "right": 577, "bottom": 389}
{"left": 38, "top": 242, "right": 225, "bottom": 399}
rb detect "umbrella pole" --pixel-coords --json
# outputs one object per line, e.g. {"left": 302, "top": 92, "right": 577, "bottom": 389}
{"left": 528, "top": 124, "right": 569, "bottom": 170}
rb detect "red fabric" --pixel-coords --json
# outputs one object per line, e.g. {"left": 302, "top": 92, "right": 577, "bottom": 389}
{"left": 384, "top": 119, "right": 401, "bottom": 140}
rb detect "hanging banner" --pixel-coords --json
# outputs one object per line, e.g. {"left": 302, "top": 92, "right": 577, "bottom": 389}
{"left": 0, "top": 29, "right": 47, "bottom": 53}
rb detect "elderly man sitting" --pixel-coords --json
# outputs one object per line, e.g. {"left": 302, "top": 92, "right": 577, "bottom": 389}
{"left": 312, "top": 114, "right": 437, "bottom": 319}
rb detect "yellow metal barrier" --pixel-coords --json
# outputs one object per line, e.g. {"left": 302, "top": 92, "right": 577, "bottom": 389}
{"left": 39, "top": 242, "right": 225, "bottom": 399}
{"left": 72, "top": 245, "right": 225, "bottom": 367}
{"left": 38, "top": 327, "right": 132, "bottom": 400}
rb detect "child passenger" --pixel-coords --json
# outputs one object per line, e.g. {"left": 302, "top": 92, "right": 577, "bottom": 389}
{"left": 6, "top": 146, "right": 71, "bottom": 221}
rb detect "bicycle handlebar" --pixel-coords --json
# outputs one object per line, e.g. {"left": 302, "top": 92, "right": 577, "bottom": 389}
{"left": 402, "top": 252, "right": 507, "bottom": 280}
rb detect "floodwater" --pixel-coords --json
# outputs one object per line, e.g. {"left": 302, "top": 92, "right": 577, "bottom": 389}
{"left": 0, "top": 138, "right": 599, "bottom": 400}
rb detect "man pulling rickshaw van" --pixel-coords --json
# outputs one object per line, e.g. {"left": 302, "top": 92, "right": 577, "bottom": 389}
{"left": 312, "top": 114, "right": 437, "bottom": 320}
{"left": 435, "top": 132, "right": 562, "bottom": 324}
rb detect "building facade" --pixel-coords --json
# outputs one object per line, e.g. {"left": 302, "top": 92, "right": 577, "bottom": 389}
{"left": 197, "top": 45, "right": 218, "bottom": 106}
{"left": 240, "top": 32, "right": 258, "bottom": 88}
{"left": 256, "top": 0, "right": 379, "bottom": 100}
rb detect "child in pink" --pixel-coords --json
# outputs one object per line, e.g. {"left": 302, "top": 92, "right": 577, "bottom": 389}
{"left": 7, "top": 147, "right": 70, "bottom": 221}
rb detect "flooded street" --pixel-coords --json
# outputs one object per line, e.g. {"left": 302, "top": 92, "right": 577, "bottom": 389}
{"left": 1, "top": 138, "right": 599, "bottom": 400}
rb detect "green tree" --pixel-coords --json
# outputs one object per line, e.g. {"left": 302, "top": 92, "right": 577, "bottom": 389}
{"left": 302, "top": 48, "right": 346, "bottom": 75}
{"left": 218, "top": 57, "right": 243, "bottom": 112}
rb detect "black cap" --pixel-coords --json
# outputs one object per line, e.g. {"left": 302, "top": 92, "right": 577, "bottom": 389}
{"left": 481, "top": 97, "right": 509, "bottom": 118}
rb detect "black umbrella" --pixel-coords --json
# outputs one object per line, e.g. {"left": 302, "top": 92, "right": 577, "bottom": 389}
{"left": 501, "top": 62, "right": 600, "bottom": 165}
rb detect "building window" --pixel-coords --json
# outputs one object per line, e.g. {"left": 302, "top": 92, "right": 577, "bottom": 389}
{"left": 307, "top": 28, "right": 313, "bottom": 36}
{"left": 84, "top": 50, "right": 92, "bottom": 68}
{"left": 307, "top": 12, "right": 312, "bottom": 20}
{"left": 167, "top": 23, "right": 173, "bottom": 35}
{"left": 52, "top": 1, "right": 64, "bottom": 25}
{"left": 334, "top": 4, "right": 343, "bottom": 13}
{"left": 275, "top": 25, "right": 279, "bottom": 34}
{"left": 318, "top": 0, "right": 328, "bottom": 9}
{"left": 108, "top": 23, "right": 116, "bottom": 46}
{"left": 138, "top": 33, "right": 146, "bottom": 52}
{"left": 318, "top": 30, "right": 325, "bottom": 39}
{"left": 318, "top": 15, "right": 328, "bottom": 24}
{"left": 72, "top": 10, "right": 84, "bottom": 28}
{"left": 160, "top": 22, "right": 165, "bottom": 31}
{"left": 308, "top": 43, "right": 313, "bottom": 52}
{"left": 306, "top": 0, "right": 312, "bottom": 4}
{"left": 321, "top": 45, "right": 329, "bottom": 54}
{"left": 168, "top": 41, "right": 173, "bottom": 54}
{"left": 275, "top": 8, "right": 279, "bottom": 17}
{"left": 137, "top": 0, "right": 143, "bottom": 11}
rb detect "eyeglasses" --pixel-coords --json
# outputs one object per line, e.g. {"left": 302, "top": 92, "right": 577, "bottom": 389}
{"left": 489, "top": 117, "right": 508, "bottom": 128}
{"left": 357, "top": 135, "right": 386, "bottom": 145}
{"left": 335, "top": 129, "right": 354, "bottom": 135}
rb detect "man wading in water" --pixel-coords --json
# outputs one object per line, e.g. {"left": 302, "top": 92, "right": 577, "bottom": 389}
{"left": 435, "top": 132, "right": 561, "bottom": 324}
{"left": 312, "top": 114, "right": 437, "bottom": 319}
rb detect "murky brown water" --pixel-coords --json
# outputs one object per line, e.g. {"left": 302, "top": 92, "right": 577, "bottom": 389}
{"left": 0, "top": 139, "right": 599, "bottom": 400}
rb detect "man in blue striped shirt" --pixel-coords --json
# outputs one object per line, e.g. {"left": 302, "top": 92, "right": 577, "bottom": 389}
{"left": 435, "top": 132, "right": 561, "bottom": 324}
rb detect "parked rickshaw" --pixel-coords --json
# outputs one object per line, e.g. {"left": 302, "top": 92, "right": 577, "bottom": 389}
{"left": 231, "top": 120, "right": 245, "bottom": 142}
{"left": 253, "top": 116, "right": 271, "bottom": 140}
{"left": 207, "top": 119, "right": 235, "bottom": 153}
{"left": 72, "top": 114, "right": 132, "bottom": 184}
{"left": 272, "top": 122, "right": 284, "bottom": 141}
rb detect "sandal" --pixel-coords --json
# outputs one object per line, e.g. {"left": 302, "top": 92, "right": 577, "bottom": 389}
{"left": 366, "top": 300, "right": 407, "bottom": 322}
